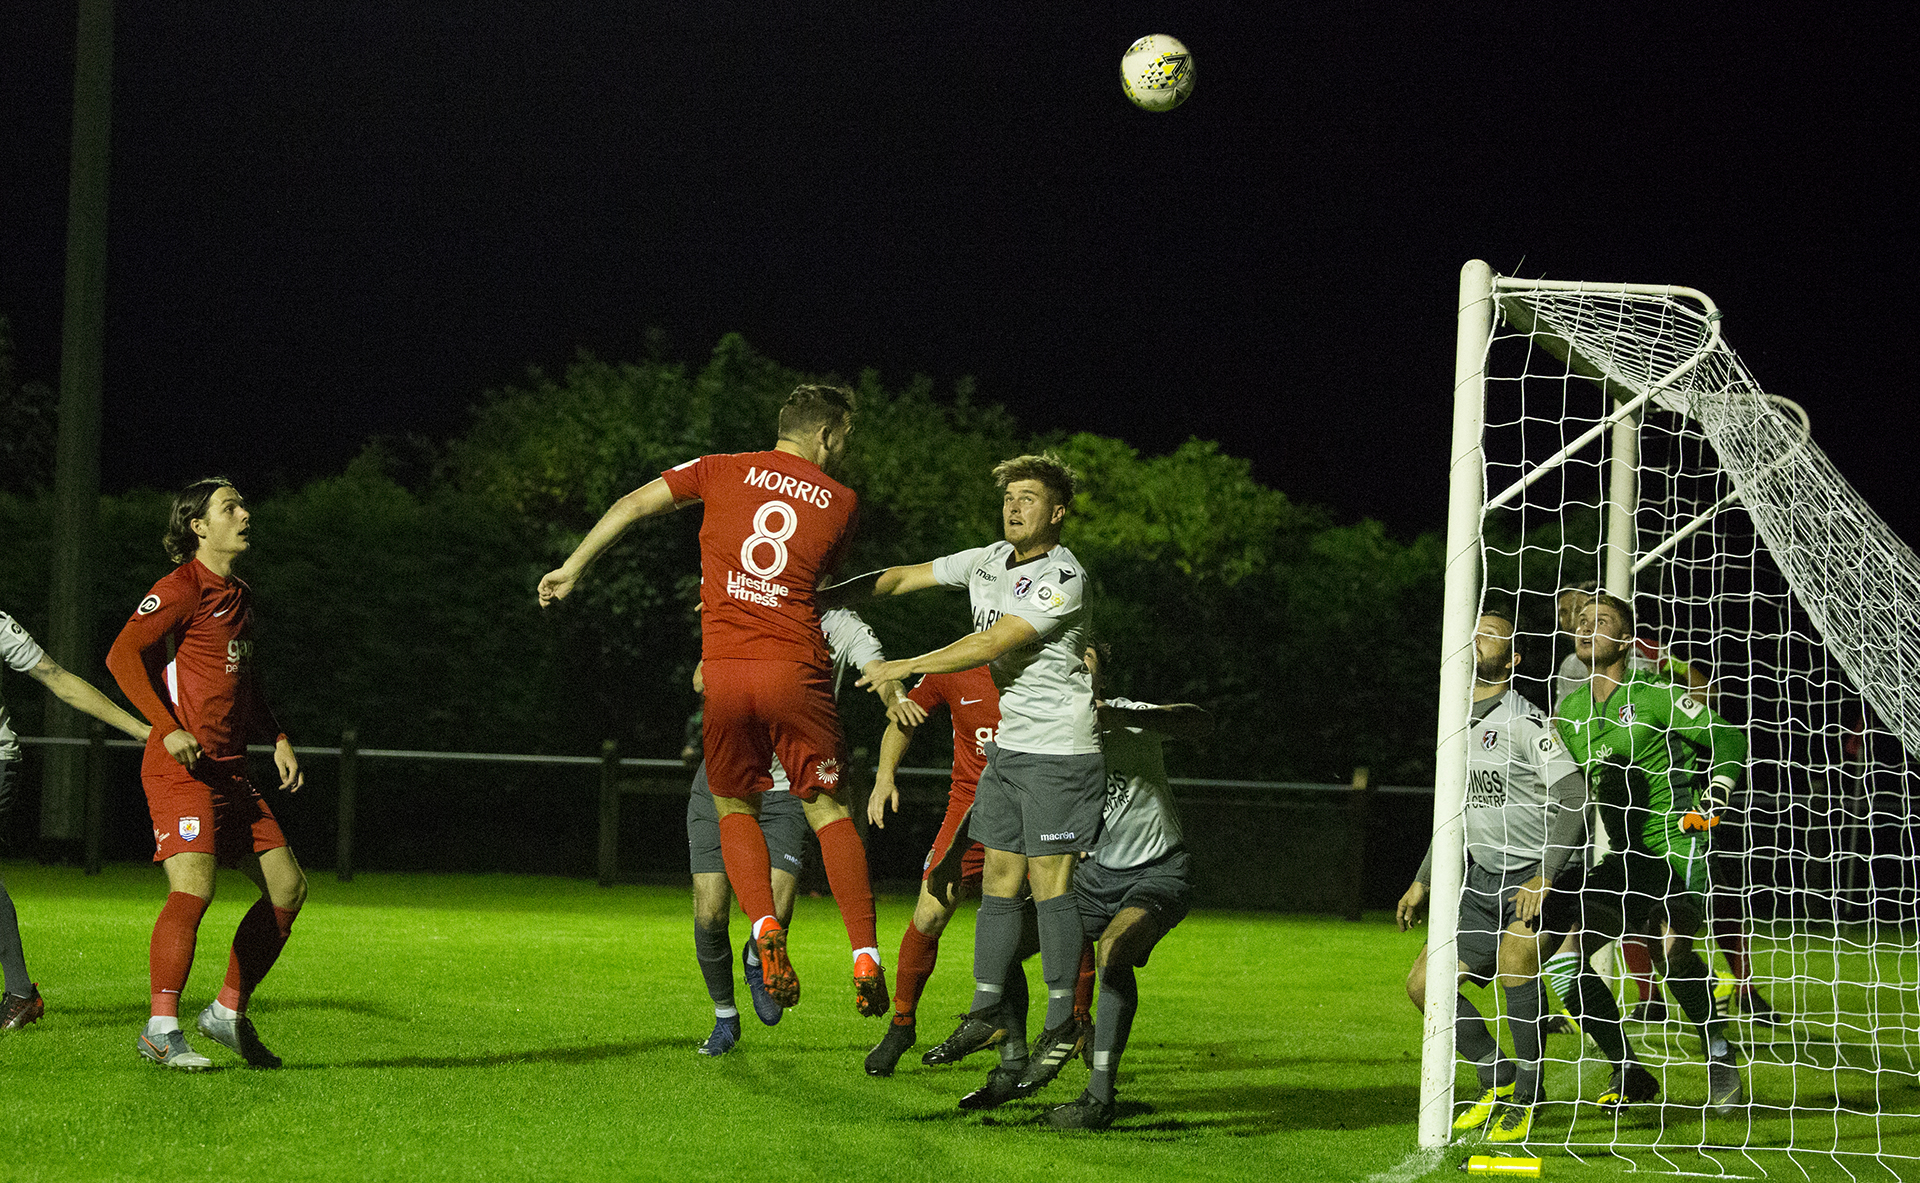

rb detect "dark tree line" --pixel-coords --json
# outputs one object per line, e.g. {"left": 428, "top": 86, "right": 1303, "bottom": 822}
{"left": 0, "top": 333, "right": 1444, "bottom": 786}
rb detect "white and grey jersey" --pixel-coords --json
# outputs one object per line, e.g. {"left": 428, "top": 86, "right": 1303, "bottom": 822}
{"left": 763, "top": 608, "right": 882, "bottom": 794}
{"left": 930, "top": 541, "right": 1096, "bottom": 756}
{"left": 1, "top": 610, "right": 49, "bottom": 762}
{"left": 1464, "top": 689, "right": 1586, "bottom": 874}
{"left": 1092, "top": 696, "right": 1184, "bottom": 870}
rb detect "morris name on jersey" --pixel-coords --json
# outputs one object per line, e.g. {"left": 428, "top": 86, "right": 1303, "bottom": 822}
{"left": 741, "top": 465, "right": 834, "bottom": 509}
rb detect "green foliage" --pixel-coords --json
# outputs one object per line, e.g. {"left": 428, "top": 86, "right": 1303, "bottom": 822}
{"left": 0, "top": 316, "right": 56, "bottom": 494}
{"left": 6, "top": 331, "right": 1448, "bottom": 787}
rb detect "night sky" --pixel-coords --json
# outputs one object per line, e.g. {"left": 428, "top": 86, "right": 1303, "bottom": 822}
{"left": 4, "top": 4, "right": 1915, "bottom": 542}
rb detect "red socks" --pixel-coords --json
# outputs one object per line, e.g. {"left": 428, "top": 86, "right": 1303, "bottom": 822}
{"left": 150, "top": 892, "right": 210, "bottom": 1017}
{"left": 892, "top": 923, "right": 940, "bottom": 1018}
{"left": 217, "top": 899, "right": 300, "bottom": 1012}
{"left": 814, "top": 817, "right": 877, "bottom": 951}
{"left": 1622, "top": 937, "right": 1656, "bottom": 1001}
{"left": 717, "top": 813, "right": 778, "bottom": 926}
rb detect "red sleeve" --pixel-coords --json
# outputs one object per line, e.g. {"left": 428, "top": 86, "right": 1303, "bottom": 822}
{"left": 660, "top": 456, "right": 705, "bottom": 504}
{"left": 106, "top": 587, "right": 192, "bottom": 733}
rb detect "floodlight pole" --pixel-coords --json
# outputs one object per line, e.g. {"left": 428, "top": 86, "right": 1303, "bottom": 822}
{"left": 1419, "top": 260, "right": 1492, "bottom": 1148}
{"left": 41, "top": 0, "right": 114, "bottom": 846}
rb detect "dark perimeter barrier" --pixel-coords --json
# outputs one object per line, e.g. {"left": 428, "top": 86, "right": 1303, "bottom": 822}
{"left": 13, "top": 734, "right": 1433, "bottom": 917}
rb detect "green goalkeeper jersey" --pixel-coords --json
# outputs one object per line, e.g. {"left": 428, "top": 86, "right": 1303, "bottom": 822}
{"left": 1555, "top": 669, "right": 1747, "bottom": 866}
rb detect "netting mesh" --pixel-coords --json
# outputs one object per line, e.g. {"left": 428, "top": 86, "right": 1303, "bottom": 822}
{"left": 1469, "top": 277, "right": 1920, "bottom": 1172}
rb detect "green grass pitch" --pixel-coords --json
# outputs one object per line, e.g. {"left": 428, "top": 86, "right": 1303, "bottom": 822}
{"left": 1, "top": 861, "right": 1915, "bottom": 1182}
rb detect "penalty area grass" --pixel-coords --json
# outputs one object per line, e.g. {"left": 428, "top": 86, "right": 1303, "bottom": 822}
{"left": 0, "top": 861, "right": 1912, "bottom": 1182}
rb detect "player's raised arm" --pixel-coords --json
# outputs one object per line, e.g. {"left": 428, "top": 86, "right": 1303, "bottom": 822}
{"left": 1097, "top": 701, "right": 1212, "bottom": 741}
{"left": 854, "top": 614, "right": 1040, "bottom": 692}
{"left": 24, "top": 654, "right": 152, "bottom": 743}
{"left": 819, "top": 560, "right": 946, "bottom": 609}
{"left": 538, "top": 477, "right": 685, "bottom": 606}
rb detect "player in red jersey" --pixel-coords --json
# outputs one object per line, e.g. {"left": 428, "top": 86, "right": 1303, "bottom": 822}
{"left": 106, "top": 479, "right": 307, "bottom": 1071}
{"left": 539, "top": 384, "right": 892, "bottom": 1016}
{"left": 862, "top": 664, "right": 1000, "bottom": 1075}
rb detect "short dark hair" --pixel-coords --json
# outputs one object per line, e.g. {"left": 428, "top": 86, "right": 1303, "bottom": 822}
{"left": 1588, "top": 591, "right": 1635, "bottom": 634}
{"left": 163, "top": 478, "right": 237, "bottom": 564}
{"left": 992, "top": 452, "right": 1077, "bottom": 509}
{"left": 777, "top": 384, "right": 857, "bottom": 442}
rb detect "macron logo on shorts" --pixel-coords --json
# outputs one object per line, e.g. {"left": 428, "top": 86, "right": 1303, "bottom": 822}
{"left": 1041, "top": 831, "right": 1076, "bottom": 842}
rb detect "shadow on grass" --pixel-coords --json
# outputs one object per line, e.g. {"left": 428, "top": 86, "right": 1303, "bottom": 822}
{"left": 50, "top": 994, "right": 411, "bottom": 1030}
{"left": 302, "top": 1038, "right": 687, "bottom": 1071}
{"left": 898, "top": 1083, "right": 1422, "bottom": 1137}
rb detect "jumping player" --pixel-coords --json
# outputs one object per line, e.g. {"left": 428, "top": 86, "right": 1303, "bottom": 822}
{"left": 1044, "top": 640, "right": 1210, "bottom": 1130}
{"left": 2, "top": 607, "right": 153, "bottom": 1030}
{"left": 861, "top": 662, "right": 1001, "bottom": 1076}
{"left": 1555, "top": 592, "right": 1749, "bottom": 1113}
{"left": 689, "top": 608, "right": 910, "bottom": 1055}
{"left": 539, "top": 384, "right": 890, "bottom": 1016}
{"left": 106, "top": 479, "right": 308, "bottom": 1070}
{"left": 834, "top": 452, "right": 1101, "bottom": 1105}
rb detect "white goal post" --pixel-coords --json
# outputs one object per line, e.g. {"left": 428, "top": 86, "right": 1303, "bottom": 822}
{"left": 1423, "top": 260, "right": 1920, "bottom": 1171}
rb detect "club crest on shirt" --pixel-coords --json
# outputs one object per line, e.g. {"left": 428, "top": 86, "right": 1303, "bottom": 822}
{"left": 137, "top": 594, "right": 162, "bottom": 616}
{"left": 1013, "top": 576, "right": 1033, "bottom": 597}
{"left": 179, "top": 816, "right": 201, "bottom": 842}
{"left": 1481, "top": 729, "right": 1498, "bottom": 750}
{"left": 1618, "top": 704, "right": 1636, "bottom": 724}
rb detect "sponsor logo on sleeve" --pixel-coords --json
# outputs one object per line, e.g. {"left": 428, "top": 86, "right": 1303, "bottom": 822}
{"left": 179, "top": 817, "right": 201, "bottom": 843}
{"left": 1675, "top": 694, "right": 1704, "bottom": 719}
{"left": 1539, "top": 735, "right": 1561, "bottom": 755}
{"left": 814, "top": 758, "right": 841, "bottom": 788}
{"left": 137, "top": 594, "right": 162, "bottom": 616}
{"left": 1034, "top": 583, "right": 1069, "bottom": 610}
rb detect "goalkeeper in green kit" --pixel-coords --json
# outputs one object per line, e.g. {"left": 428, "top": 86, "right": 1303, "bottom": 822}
{"left": 1552, "top": 592, "right": 1748, "bottom": 1112}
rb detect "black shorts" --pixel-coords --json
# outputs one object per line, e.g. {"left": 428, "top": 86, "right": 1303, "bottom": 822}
{"left": 1543, "top": 850, "right": 1706, "bottom": 941}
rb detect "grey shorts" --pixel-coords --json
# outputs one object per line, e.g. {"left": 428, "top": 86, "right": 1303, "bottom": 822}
{"left": 1552, "top": 850, "right": 1706, "bottom": 942}
{"left": 686, "top": 763, "right": 809, "bottom": 877}
{"left": 1075, "top": 848, "right": 1191, "bottom": 960}
{"left": 970, "top": 744, "right": 1105, "bottom": 858}
{"left": 1455, "top": 862, "right": 1541, "bottom": 985}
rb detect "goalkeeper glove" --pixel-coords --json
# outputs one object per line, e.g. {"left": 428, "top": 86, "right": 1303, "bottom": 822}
{"left": 1681, "top": 775, "right": 1738, "bottom": 833}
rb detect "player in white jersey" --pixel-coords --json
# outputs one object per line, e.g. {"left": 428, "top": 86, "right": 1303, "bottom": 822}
{"left": 1045, "top": 640, "right": 1210, "bottom": 1130}
{"left": 2, "top": 608, "right": 153, "bottom": 1030}
{"left": 828, "top": 452, "right": 1101, "bottom": 1106}
{"left": 1397, "top": 612, "right": 1655, "bottom": 1142}
{"left": 686, "top": 608, "right": 911, "bottom": 1054}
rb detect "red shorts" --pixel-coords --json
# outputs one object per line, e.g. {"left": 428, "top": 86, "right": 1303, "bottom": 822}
{"left": 141, "top": 747, "right": 286, "bottom": 866}
{"left": 701, "top": 658, "right": 848, "bottom": 802}
{"left": 923, "top": 782, "right": 984, "bottom": 891}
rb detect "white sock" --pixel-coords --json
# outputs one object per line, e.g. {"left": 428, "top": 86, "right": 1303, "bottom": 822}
{"left": 209, "top": 1001, "right": 240, "bottom": 1021}
{"left": 853, "top": 946, "right": 881, "bottom": 967}
{"left": 146, "top": 1015, "right": 181, "bottom": 1035}
{"left": 714, "top": 1004, "right": 739, "bottom": 1020}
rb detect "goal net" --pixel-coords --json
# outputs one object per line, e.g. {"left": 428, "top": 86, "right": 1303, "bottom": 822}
{"left": 1422, "top": 261, "right": 1920, "bottom": 1174}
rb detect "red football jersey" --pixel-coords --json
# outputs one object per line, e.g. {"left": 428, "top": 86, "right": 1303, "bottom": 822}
{"left": 107, "top": 559, "right": 281, "bottom": 760}
{"left": 905, "top": 665, "right": 1001, "bottom": 795}
{"left": 661, "top": 449, "right": 858, "bottom": 668}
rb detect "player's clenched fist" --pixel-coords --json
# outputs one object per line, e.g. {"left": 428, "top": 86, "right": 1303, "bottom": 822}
{"left": 537, "top": 568, "right": 578, "bottom": 606}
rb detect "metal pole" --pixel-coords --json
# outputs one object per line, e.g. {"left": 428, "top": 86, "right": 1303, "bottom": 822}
{"left": 1345, "top": 767, "right": 1372, "bottom": 922}
{"left": 1420, "top": 260, "right": 1493, "bottom": 1148}
{"left": 597, "top": 740, "right": 620, "bottom": 886}
{"left": 336, "top": 729, "right": 357, "bottom": 882}
{"left": 1604, "top": 409, "right": 1638, "bottom": 601}
{"left": 41, "top": 0, "right": 115, "bottom": 849}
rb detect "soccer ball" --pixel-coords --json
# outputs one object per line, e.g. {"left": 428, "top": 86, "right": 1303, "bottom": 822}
{"left": 1120, "top": 35, "right": 1195, "bottom": 112}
